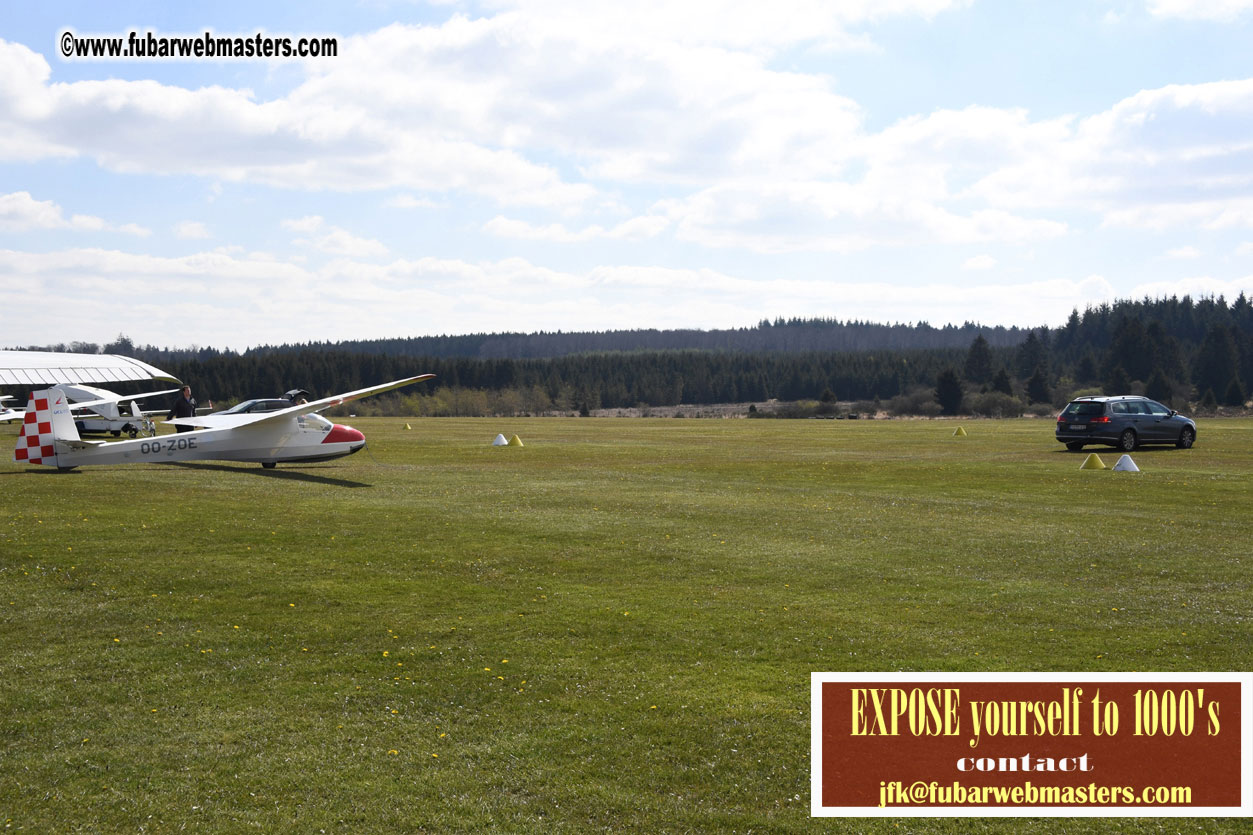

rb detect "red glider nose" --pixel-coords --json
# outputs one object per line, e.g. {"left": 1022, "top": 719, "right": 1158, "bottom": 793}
{"left": 324, "top": 424, "right": 365, "bottom": 444}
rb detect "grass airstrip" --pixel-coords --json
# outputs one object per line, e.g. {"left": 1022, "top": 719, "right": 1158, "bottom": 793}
{"left": 1, "top": 416, "right": 1250, "bottom": 833}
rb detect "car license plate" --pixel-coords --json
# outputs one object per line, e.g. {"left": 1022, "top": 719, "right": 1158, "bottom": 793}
{"left": 1069, "top": 424, "right": 1086, "bottom": 430}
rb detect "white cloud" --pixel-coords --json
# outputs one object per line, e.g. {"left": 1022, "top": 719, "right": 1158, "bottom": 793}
{"left": 966, "top": 79, "right": 1253, "bottom": 235}
{"left": 483, "top": 214, "right": 669, "bottom": 242}
{"left": 1129, "top": 274, "right": 1253, "bottom": 299}
{"left": 1164, "top": 245, "right": 1201, "bottom": 258}
{"left": 0, "top": 36, "right": 595, "bottom": 209}
{"left": 281, "top": 215, "right": 388, "bottom": 257}
{"left": 174, "top": 221, "right": 210, "bottom": 239}
{"left": 962, "top": 254, "right": 997, "bottom": 270}
{"left": 490, "top": 0, "right": 970, "bottom": 51}
{"left": 2, "top": 8, "right": 1252, "bottom": 266}
{"left": 655, "top": 182, "right": 1065, "bottom": 253}
{"left": 0, "top": 4, "right": 961, "bottom": 224}
{"left": 0, "top": 190, "right": 149, "bottom": 235}
{"left": 1147, "top": 0, "right": 1253, "bottom": 21}
{"left": 1236, "top": 242, "right": 1253, "bottom": 255}
{"left": 385, "top": 194, "right": 440, "bottom": 209}
{"left": 0, "top": 244, "right": 1134, "bottom": 349}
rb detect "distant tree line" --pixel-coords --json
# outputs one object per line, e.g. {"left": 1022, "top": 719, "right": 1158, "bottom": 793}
{"left": 928, "top": 294, "right": 1253, "bottom": 416}
{"left": 247, "top": 317, "right": 1028, "bottom": 359}
{"left": 11, "top": 295, "right": 1251, "bottom": 416}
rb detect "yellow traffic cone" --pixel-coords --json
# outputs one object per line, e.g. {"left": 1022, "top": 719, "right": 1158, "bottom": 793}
{"left": 1080, "top": 453, "right": 1106, "bottom": 470}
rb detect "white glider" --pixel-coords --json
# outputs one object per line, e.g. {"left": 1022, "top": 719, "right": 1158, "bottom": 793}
{"left": 13, "top": 375, "right": 434, "bottom": 470}
{"left": 0, "top": 395, "right": 22, "bottom": 423}
{"left": 1, "top": 351, "right": 179, "bottom": 423}
{"left": 0, "top": 350, "right": 178, "bottom": 386}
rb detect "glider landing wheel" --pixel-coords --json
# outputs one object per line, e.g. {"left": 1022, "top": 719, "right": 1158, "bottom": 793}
{"left": 262, "top": 462, "right": 277, "bottom": 469}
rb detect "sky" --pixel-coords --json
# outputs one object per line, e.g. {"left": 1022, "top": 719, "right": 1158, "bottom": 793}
{"left": 3, "top": 0, "right": 1253, "bottom": 350}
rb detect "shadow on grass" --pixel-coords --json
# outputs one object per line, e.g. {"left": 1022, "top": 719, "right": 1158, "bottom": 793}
{"left": 3, "top": 461, "right": 371, "bottom": 486}
{"left": 1055, "top": 445, "right": 1190, "bottom": 454}
{"left": 160, "top": 460, "right": 373, "bottom": 488}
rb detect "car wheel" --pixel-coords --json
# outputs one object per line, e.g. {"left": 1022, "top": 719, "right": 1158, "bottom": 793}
{"left": 262, "top": 461, "right": 277, "bottom": 469}
{"left": 1066, "top": 442, "right": 1085, "bottom": 451}
{"left": 1118, "top": 429, "right": 1137, "bottom": 451}
{"left": 1176, "top": 427, "right": 1195, "bottom": 449}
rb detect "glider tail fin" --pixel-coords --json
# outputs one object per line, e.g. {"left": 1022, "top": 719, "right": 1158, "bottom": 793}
{"left": 14, "top": 389, "right": 80, "bottom": 467}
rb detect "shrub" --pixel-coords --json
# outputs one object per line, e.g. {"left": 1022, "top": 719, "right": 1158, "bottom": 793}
{"left": 969, "top": 392, "right": 1025, "bottom": 418}
{"left": 889, "top": 387, "right": 943, "bottom": 417}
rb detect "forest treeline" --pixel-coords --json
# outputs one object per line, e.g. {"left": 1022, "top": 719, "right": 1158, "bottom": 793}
{"left": 246, "top": 317, "right": 1028, "bottom": 358}
{"left": 15, "top": 295, "right": 1253, "bottom": 416}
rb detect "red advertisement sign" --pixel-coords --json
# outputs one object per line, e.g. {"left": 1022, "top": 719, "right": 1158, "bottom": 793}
{"left": 811, "top": 673, "right": 1252, "bottom": 817}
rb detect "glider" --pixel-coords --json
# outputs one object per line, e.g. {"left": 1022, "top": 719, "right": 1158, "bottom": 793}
{"left": 0, "top": 350, "right": 180, "bottom": 424}
{"left": 0, "top": 350, "right": 178, "bottom": 386}
{"left": 0, "top": 395, "right": 22, "bottom": 423}
{"left": 13, "top": 375, "right": 434, "bottom": 470}
{"left": 54, "top": 383, "right": 183, "bottom": 438}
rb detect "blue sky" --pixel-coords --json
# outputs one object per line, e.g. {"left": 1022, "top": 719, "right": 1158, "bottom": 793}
{"left": 3, "top": 0, "right": 1253, "bottom": 349}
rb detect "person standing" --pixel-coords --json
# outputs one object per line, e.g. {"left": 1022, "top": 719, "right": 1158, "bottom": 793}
{"left": 166, "top": 385, "right": 197, "bottom": 433}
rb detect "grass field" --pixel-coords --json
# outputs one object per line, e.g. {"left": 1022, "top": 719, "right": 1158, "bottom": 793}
{"left": 2, "top": 416, "right": 1250, "bottom": 833}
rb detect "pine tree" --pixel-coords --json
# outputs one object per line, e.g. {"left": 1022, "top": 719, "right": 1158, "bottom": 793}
{"left": 963, "top": 335, "right": 994, "bottom": 384}
{"left": 1104, "top": 365, "right": 1131, "bottom": 395}
{"left": 991, "top": 367, "right": 1014, "bottom": 396}
{"left": 934, "top": 368, "right": 964, "bottom": 415}
{"left": 1015, "top": 330, "right": 1049, "bottom": 379}
{"left": 1074, "top": 351, "right": 1098, "bottom": 384}
{"left": 1193, "top": 325, "right": 1239, "bottom": 400}
{"left": 1104, "top": 317, "right": 1151, "bottom": 382}
{"left": 1145, "top": 370, "right": 1173, "bottom": 405}
{"left": 1223, "top": 378, "right": 1246, "bottom": 407}
{"left": 1026, "top": 368, "right": 1051, "bottom": 404}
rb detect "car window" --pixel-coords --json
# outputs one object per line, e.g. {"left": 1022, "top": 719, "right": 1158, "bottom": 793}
{"left": 1064, "top": 402, "right": 1105, "bottom": 416}
{"left": 1111, "top": 402, "right": 1128, "bottom": 414}
{"left": 219, "top": 399, "right": 261, "bottom": 414}
{"left": 1145, "top": 401, "right": 1170, "bottom": 416}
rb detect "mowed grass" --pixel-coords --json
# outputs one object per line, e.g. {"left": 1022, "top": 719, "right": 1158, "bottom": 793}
{"left": 1, "top": 416, "right": 1250, "bottom": 833}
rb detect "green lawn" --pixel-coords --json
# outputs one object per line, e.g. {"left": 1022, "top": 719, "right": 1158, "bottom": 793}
{"left": 2, "top": 417, "right": 1250, "bottom": 833}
